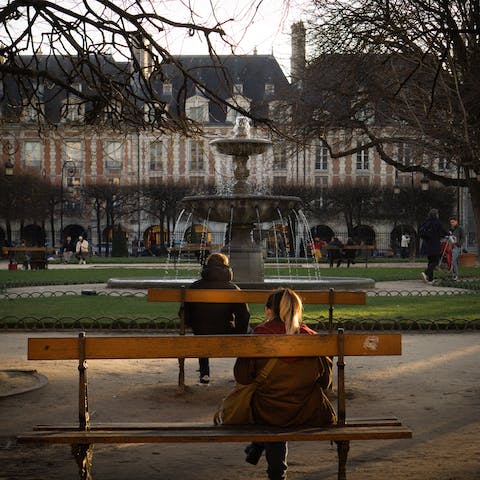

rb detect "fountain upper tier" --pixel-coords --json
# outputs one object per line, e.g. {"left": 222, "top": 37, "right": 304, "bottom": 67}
{"left": 181, "top": 194, "right": 302, "bottom": 224}
{"left": 209, "top": 137, "right": 272, "bottom": 157}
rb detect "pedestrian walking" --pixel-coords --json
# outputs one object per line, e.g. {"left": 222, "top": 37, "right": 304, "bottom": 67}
{"left": 419, "top": 209, "right": 447, "bottom": 284}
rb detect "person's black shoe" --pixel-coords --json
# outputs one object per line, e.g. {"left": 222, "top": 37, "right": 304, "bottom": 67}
{"left": 245, "top": 443, "right": 263, "bottom": 465}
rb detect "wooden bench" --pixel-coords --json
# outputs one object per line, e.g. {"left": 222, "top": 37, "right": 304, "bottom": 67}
{"left": 7, "top": 247, "right": 55, "bottom": 269}
{"left": 147, "top": 288, "right": 367, "bottom": 387}
{"left": 17, "top": 332, "right": 412, "bottom": 480}
{"left": 325, "top": 245, "right": 375, "bottom": 267}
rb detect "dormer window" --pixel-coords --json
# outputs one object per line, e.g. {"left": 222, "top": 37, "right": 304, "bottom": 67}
{"left": 163, "top": 82, "right": 172, "bottom": 96}
{"left": 233, "top": 83, "right": 243, "bottom": 95}
{"left": 62, "top": 85, "right": 85, "bottom": 123}
{"left": 186, "top": 94, "right": 209, "bottom": 123}
{"left": 265, "top": 83, "right": 275, "bottom": 96}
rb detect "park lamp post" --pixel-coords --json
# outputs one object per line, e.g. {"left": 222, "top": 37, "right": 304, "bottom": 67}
{"left": 393, "top": 169, "right": 400, "bottom": 195}
{"left": 4, "top": 161, "right": 14, "bottom": 176}
{"left": 60, "top": 160, "right": 77, "bottom": 241}
{"left": 420, "top": 175, "right": 430, "bottom": 191}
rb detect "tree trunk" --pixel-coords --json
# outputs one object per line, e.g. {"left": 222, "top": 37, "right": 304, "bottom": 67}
{"left": 467, "top": 181, "right": 480, "bottom": 258}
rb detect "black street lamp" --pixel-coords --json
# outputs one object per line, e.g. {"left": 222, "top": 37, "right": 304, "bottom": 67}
{"left": 4, "top": 161, "right": 14, "bottom": 176}
{"left": 393, "top": 169, "right": 400, "bottom": 195}
{"left": 60, "top": 161, "right": 77, "bottom": 240}
{"left": 420, "top": 175, "right": 430, "bottom": 191}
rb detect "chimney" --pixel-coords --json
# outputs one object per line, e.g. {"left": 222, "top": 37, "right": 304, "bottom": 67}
{"left": 132, "top": 34, "right": 153, "bottom": 78}
{"left": 290, "top": 22, "right": 306, "bottom": 86}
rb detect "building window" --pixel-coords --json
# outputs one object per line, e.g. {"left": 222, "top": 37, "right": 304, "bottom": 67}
{"left": 163, "top": 82, "right": 172, "bottom": 96}
{"left": 65, "top": 141, "right": 82, "bottom": 164}
{"left": 23, "top": 141, "right": 42, "bottom": 168}
{"left": 273, "top": 144, "right": 287, "bottom": 171}
{"left": 233, "top": 83, "right": 243, "bottom": 95}
{"left": 265, "top": 83, "right": 275, "bottom": 96}
{"left": 62, "top": 84, "right": 84, "bottom": 122}
{"left": 356, "top": 142, "right": 369, "bottom": 171}
{"left": 190, "top": 140, "right": 204, "bottom": 172}
{"left": 399, "top": 143, "right": 412, "bottom": 166}
{"left": 438, "top": 157, "right": 452, "bottom": 171}
{"left": 189, "top": 105, "right": 208, "bottom": 122}
{"left": 104, "top": 141, "right": 123, "bottom": 170}
{"left": 63, "top": 99, "right": 84, "bottom": 122}
{"left": 150, "top": 141, "right": 163, "bottom": 171}
{"left": 315, "top": 141, "right": 329, "bottom": 171}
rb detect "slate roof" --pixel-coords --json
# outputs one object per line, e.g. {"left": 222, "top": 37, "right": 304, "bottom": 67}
{"left": 0, "top": 53, "right": 291, "bottom": 125}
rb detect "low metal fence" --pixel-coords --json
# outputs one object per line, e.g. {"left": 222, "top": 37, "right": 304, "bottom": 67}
{"left": 1, "top": 284, "right": 479, "bottom": 331}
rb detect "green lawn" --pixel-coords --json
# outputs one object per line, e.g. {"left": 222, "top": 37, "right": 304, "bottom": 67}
{"left": 1, "top": 261, "right": 479, "bottom": 329}
{"left": 1, "top": 293, "right": 479, "bottom": 329}
{"left": 1, "top": 264, "right": 479, "bottom": 289}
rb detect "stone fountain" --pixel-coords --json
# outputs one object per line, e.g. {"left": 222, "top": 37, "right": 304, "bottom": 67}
{"left": 108, "top": 117, "right": 374, "bottom": 290}
{"left": 181, "top": 117, "right": 301, "bottom": 284}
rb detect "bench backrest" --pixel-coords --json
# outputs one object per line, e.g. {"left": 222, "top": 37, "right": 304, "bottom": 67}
{"left": 27, "top": 331, "right": 401, "bottom": 428}
{"left": 147, "top": 288, "right": 366, "bottom": 333}
{"left": 28, "top": 333, "right": 400, "bottom": 360}
{"left": 147, "top": 288, "right": 365, "bottom": 305}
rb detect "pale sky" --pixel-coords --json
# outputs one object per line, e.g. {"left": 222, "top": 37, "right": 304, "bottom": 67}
{"left": 1, "top": 0, "right": 306, "bottom": 78}
{"left": 154, "top": 0, "right": 306, "bottom": 76}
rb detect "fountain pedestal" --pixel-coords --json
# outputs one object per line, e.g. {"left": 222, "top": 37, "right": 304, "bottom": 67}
{"left": 222, "top": 223, "right": 263, "bottom": 283}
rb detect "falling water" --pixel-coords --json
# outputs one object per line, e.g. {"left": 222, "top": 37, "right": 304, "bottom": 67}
{"left": 225, "top": 205, "right": 234, "bottom": 260}
{"left": 198, "top": 208, "right": 212, "bottom": 267}
{"left": 174, "top": 211, "right": 193, "bottom": 280}
{"left": 276, "top": 208, "right": 294, "bottom": 281}
{"left": 166, "top": 208, "right": 187, "bottom": 271}
{"left": 296, "top": 209, "right": 322, "bottom": 280}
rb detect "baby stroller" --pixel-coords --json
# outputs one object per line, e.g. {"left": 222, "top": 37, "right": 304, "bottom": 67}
{"left": 439, "top": 236, "right": 453, "bottom": 271}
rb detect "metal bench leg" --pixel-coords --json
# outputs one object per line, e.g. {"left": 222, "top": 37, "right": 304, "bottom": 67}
{"left": 336, "top": 440, "right": 350, "bottom": 480}
{"left": 178, "top": 357, "right": 185, "bottom": 390}
{"left": 71, "top": 444, "right": 94, "bottom": 480}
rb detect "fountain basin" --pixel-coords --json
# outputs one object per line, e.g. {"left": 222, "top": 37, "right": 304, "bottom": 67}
{"left": 209, "top": 137, "right": 272, "bottom": 156}
{"left": 107, "top": 277, "right": 375, "bottom": 291}
{"left": 181, "top": 194, "right": 302, "bottom": 224}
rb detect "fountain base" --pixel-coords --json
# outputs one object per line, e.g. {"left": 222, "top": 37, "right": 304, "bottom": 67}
{"left": 107, "top": 277, "right": 375, "bottom": 291}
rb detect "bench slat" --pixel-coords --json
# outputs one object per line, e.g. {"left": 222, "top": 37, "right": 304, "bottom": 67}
{"left": 28, "top": 333, "right": 401, "bottom": 360}
{"left": 147, "top": 289, "right": 366, "bottom": 305}
{"left": 33, "top": 418, "right": 402, "bottom": 431}
{"left": 18, "top": 425, "right": 412, "bottom": 444}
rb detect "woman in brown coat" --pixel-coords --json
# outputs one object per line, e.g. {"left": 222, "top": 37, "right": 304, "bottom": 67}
{"left": 234, "top": 288, "right": 336, "bottom": 480}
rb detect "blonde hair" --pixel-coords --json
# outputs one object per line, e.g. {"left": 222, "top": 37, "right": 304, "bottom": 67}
{"left": 266, "top": 288, "right": 303, "bottom": 335}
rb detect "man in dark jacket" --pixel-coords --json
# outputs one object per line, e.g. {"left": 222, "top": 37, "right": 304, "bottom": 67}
{"left": 182, "top": 253, "right": 250, "bottom": 384}
{"left": 419, "top": 209, "right": 447, "bottom": 284}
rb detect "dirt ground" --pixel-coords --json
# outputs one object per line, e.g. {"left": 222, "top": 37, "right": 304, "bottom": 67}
{"left": 1, "top": 331, "right": 479, "bottom": 480}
